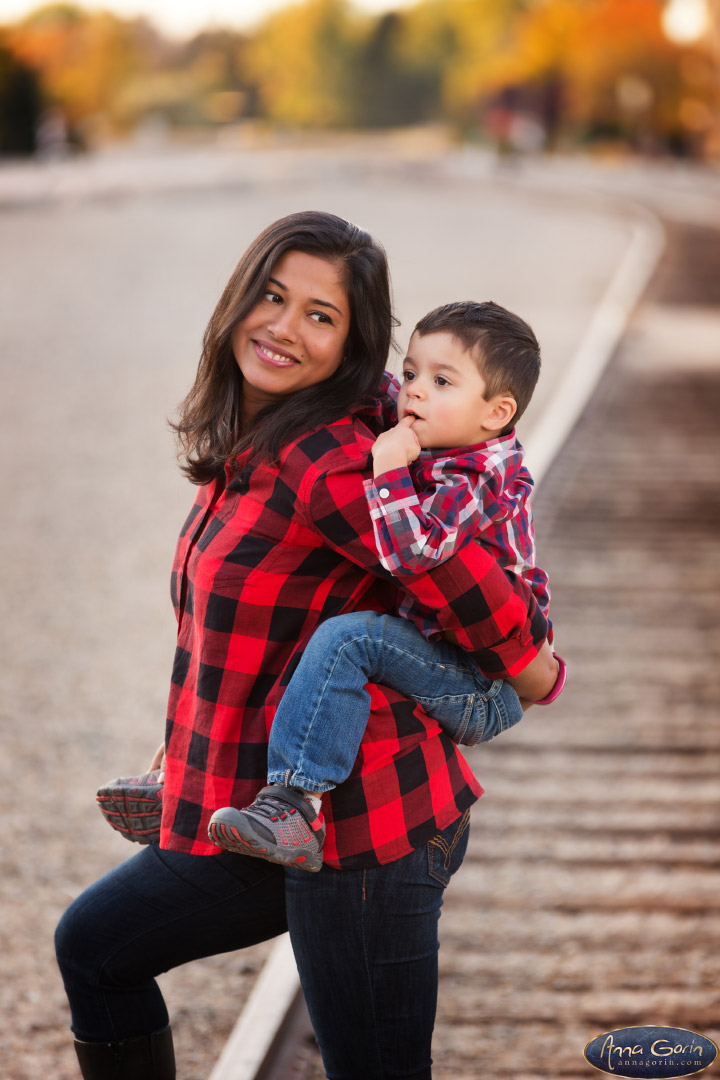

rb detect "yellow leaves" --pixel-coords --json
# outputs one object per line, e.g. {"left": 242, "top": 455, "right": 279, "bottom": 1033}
{"left": 390, "top": 0, "right": 521, "bottom": 114}
{"left": 8, "top": 6, "right": 143, "bottom": 124}
{"left": 246, "top": 0, "right": 357, "bottom": 127}
{"left": 504, "top": 0, "right": 582, "bottom": 80}
{"left": 441, "top": 0, "right": 516, "bottom": 110}
{"left": 1, "top": 0, "right": 715, "bottom": 149}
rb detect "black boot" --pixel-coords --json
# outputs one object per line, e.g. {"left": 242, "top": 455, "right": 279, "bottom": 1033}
{"left": 73, "top": 1026, "right": 176, "bottom": 1079}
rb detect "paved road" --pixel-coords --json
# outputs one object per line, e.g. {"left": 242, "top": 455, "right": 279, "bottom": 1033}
{"left": 0, "top": 144, "right": 697, "bottom": 1079}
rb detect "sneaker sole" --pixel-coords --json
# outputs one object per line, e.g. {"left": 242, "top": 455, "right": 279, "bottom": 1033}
{"left": 96, "top": 774, "right": 163, "bottom": 844}
{"left": 208, "top": 809, "right": 323, "bottom": 873}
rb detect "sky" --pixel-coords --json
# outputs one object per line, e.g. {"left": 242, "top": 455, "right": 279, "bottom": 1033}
{"left": 0, "top": 0, "right": 420, "bottom": 38}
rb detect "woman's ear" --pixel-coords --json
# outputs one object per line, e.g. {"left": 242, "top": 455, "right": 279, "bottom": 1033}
{"left": 484, "top": 395, "right": 517, "bottom": 433}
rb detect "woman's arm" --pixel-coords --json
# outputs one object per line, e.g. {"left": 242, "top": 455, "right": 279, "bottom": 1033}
{"left": 304, "top": 460, "right": 548, "bottom": 680}
{"left": 506, "top": 639, "right": 558, "bottom": 701}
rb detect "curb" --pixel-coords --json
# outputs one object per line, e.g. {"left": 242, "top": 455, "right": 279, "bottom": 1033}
{"left": 208, "top": 934, "right": 310, "bottom": 1080}
{"left": 524, "top": 205, "right": 665, "bottom": 484}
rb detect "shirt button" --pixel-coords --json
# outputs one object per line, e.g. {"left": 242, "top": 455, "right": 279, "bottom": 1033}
{"left": 379, "top": 487, "right": 390, "bottom": 498}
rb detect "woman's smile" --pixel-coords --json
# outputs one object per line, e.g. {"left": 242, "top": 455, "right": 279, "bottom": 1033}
{"left": 252, "top": 339, "right": 300, "bottom": 367}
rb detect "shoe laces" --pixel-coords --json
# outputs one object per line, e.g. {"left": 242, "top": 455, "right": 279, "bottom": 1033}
{"left": 251, "top": 789, "right": 300, "bottom": 824}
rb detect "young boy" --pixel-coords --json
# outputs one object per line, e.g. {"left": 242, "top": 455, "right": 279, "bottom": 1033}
{"left": 209, "top": 301, "right": 564, "bottom": 871}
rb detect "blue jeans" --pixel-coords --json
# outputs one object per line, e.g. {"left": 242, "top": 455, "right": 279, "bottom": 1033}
{"left": 268, "top": 611, "right": 524, "bottom": 793}
{"left": 55, "top": 814, "right": 470, "bottom": 1079}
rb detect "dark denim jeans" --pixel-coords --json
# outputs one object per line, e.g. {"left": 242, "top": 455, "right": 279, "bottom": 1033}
{"left": 55, "top": 813, "right": 470, "bottom": 1079}
{"left": 268, "top": 610, "right": 524, "bottom": 792}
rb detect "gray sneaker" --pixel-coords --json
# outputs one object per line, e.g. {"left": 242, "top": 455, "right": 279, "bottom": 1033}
{"left": 208, "top": 775, "right": 325, "bottom": 872}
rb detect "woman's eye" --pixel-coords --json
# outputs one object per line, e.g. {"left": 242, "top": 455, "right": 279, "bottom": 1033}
{"left": 264, "top": 291, "right": 282, "bottom": 304}
{"left": 310, "top": 311, "right": 333, "bottom": 324}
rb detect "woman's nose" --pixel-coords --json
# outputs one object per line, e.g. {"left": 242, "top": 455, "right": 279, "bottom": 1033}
{"left": 267, "top": 305, "right": 298, "bottom": 341}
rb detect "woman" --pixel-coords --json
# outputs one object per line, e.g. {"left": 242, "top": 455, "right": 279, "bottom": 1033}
{"left": 56, "top": 211, "right": 554, "bottom": 1080}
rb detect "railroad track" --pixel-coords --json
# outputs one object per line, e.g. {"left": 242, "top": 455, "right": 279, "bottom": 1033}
{"left": 428, "top": 217, "right": 720, "bottom": 1079}
{"left": 212, "top": 213, "right": 720, "bottom": 1080}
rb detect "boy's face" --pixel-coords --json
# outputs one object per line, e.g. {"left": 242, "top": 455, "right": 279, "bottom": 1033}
{"left": 397, "top": 331, "right": 516, "bottom": 450}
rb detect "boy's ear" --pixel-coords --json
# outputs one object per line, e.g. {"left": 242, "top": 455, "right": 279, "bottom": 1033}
{"left": 484, "top": 395, "right": 517, "bottom": 433}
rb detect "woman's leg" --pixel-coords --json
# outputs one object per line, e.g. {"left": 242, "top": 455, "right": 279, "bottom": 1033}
{"left": 268, "top": 612, "right": 522, "bottom": 794}
{"left": 55, "top": 844, "right": 287, "bottom": 1043}
{"left": 285, "top": 812, "right": 470, "bottom": 1079}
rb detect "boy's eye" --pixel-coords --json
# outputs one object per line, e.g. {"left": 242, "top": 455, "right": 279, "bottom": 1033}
{"left": 435, "top": 376, "right": 450, "bottom": 387}
{"left": 402, "top": 370, "right": 415, "bottom": 381}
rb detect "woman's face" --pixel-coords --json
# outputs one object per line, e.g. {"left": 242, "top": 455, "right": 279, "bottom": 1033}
{"left": 232, "top": 249, "right": 351, "bottom": 422}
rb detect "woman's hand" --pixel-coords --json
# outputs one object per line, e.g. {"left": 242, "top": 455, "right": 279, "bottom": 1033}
{"left": 148, "top": 741, "right": 166, "bottom": 784}
{"left": 372, "top": 417, "right": 422, "bottom": 478}
{"left": 506, "top": 640, "right": 558, "bottom": 703}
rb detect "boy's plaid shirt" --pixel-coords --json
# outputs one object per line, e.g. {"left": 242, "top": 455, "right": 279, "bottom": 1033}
{"left": 160, "top": 391, "right": 548, "bottom": 868}
{"left": 363, "top": 433, "right": 551, "bottom": 642}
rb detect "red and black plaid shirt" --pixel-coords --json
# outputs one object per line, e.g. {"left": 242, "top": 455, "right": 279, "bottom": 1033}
{"left": 161, "top": 392, "right": 548, "bottom": 868}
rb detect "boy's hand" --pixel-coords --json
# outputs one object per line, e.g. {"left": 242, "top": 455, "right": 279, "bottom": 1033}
{"left": 372, "top": 416, "right": 422, "bottom": 477}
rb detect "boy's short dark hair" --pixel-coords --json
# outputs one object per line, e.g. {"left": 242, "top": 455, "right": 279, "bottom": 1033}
{"left": 413, "top": 300, "right": 541, "bottom": 432}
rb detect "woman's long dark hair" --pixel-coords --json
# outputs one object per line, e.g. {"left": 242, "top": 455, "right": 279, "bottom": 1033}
{"left": 172, "top": 211, "right": 394, "bottom": 483}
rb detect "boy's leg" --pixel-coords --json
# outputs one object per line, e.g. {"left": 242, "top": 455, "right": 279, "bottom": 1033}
{"left": 267, "top": 610, "right": 402, "bottom": 792}
{"left": 208, "top": 611, "right": 521, "bottom": 868}
{"left": 268, "top": 612, "right": 523, "bottom": 792}
{"left": 368, "top": 614, "right": 523, "bottom": 745}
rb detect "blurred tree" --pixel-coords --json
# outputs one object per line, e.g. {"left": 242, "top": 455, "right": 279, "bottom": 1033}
{"left": 113, "top": 28, "right": 255, "bottom": 129}
{"left": 566, "top": 0, "right": 695, "bottom": 149}
{"left": 246, "top": 0, "right": 358, "bottom": 126}
{"left": 388, "top": 0, "right": 529, "bottom": 134}
{"left": 483, "top": 0, "right": 703, "bottom": 150}
{"left": 7, "top": 4, "right": 155, "bottom": 133}
{"left": 0, "top": 0, "right": 714, "bottom": 154}
{"left": 351, "top": 11, "right": 439, "bottom": 126}
{"left": 0, "top": 39, "right": 42, "bottom": 153}
{"left": 179, "top": 30, "right": 257, "bottom": 124}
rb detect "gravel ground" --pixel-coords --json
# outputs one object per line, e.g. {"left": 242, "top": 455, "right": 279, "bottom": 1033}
{"left": 0, "top": 147, "right": 648, "bottom": 1079}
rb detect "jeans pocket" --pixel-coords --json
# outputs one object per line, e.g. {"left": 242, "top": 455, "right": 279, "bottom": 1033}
{"left": 426, "top": 809, "right": 471, "bottom": 887}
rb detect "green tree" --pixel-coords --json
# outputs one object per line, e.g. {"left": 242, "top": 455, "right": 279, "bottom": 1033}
{"left": 352, "top": 11, "right": 440, "bottom": 126}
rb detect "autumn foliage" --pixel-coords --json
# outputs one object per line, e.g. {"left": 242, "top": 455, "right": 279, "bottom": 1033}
{"left": 0, "top": 0, "right": 717, "bottom": 155}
